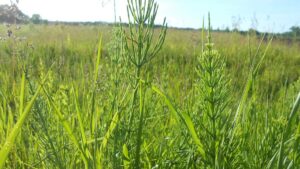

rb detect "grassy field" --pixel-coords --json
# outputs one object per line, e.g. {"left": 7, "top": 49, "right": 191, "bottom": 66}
{"left": 0, "top": 8, "right": 300, "bottom": 169}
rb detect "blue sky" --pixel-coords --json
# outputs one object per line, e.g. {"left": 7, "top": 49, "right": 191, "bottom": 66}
{"left": 0, "top": 0, "right": 299, "bottom": 33}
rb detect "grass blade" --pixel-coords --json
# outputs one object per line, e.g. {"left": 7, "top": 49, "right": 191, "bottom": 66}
{"left": 0, "top": 73, "right": 45, "bottom": 169}
{"left": 43, "top": 87, "right": 90, "bottom": 169}
{"left": 72, "top": 87, "right": 87, "bottom": 146}
{"left": 94, "top": 35, "right": 102, "bottom": 86}
{"left": 151, "top": 84, "right": 206, "bottom": 158}
{"left": 123, "top": 144, "right": 130, "bottom": 169}
{"left": 231, "top": 35, "right": 273, "bottom": 143}
{"left": 94, "top": 111, "right": 120, "bottom": 168}
{"left": 19, "top": 72, "right": 26, "bottom": 115}
{"left": 99, "top": 111, "right": 119, "bottom": 154}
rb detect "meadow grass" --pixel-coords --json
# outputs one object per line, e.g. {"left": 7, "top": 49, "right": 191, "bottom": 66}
{"left": 0, "top": 1, "right": 300, "bottom": 168}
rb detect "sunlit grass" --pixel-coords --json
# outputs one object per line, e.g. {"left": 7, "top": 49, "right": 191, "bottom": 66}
{"left": 0, "top": 0, "right": 300, "bottom": 168}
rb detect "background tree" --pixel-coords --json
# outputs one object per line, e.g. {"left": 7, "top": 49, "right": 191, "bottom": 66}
{"left": 290, "top": 26, "right": 300, "bottom": 37}
{"left": 31, "top": 14, "right": 41, "bottom": 24}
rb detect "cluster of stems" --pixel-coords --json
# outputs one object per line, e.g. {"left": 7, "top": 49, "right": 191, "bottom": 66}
{"left": 120, "top": 0, "right": 167, "bottom": 168}
{"left": 196, "top": 13, "right": 230, "bottom": 168}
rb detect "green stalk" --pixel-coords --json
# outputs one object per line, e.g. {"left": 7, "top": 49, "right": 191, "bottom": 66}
{"left": 134, "top": 79, "right": 145, "bottom": 169}
{"left": 91, "top": 35, "right": 102, "bottom": 134}
{"left": 127, "top": 67, "right": 141, "bottom": 137}
{"left": 19, "top": 72, "right": 25, "bottom": 115}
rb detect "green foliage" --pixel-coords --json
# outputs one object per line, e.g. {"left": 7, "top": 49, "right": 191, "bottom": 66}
{"left": 0, "top": 5, "right": 300, "bottom": 169}
{"left": 120, "top": 0, "right": 167, "bottom": 168}
{"left": 31, "top": 14, "right": 42, "bottom": 24}
{"left": 290, "top": 26, "right": 300, "bottom": 36}
{"left": 195, "top": 14, "right": 231, "bottom": 168}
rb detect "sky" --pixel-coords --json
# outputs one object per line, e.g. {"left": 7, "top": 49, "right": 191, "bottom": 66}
{"left": 0, "top": 0, "right": 299, "bottom": 33}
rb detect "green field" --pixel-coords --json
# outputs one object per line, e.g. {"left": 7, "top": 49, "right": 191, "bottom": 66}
{"left": 0, "top": 2, "right": 300, "bottom": 168}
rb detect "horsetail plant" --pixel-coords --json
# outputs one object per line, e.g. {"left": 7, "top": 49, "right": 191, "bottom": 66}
{"left": 195, "top": 13, "right": 231, "bottom": 168}
{"left": 123, "top": 0, "right": 167, "bottom": 69}
{"left": 121, "top": 0, "right": 167, "bottom": 168}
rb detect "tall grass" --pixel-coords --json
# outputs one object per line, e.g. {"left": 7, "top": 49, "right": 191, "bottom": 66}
{"left": 0, "top": 68, "right": 51, "bottom": 168}
{"left": 0, "top": 1, "right": 300, "bottom": 168}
